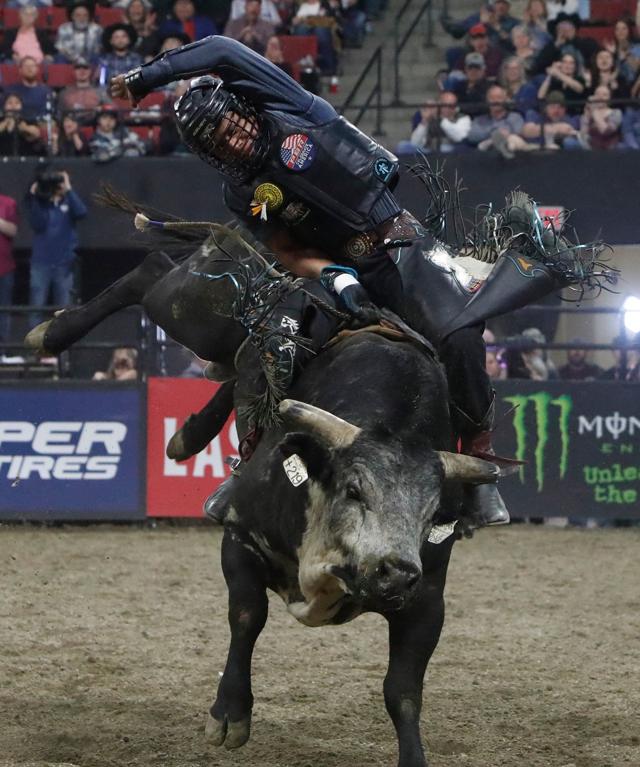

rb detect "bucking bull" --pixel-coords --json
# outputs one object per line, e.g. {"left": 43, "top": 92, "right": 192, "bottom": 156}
{"left": 23, "top": 203, "right": 609, "bottom": 766}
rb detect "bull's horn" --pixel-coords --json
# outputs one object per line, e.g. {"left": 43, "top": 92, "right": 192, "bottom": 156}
{"left": 279, "top": 399, "right": 361, "bottom": 448}
{"left": 437, "top": 452, "right": 500, "bottom": 484}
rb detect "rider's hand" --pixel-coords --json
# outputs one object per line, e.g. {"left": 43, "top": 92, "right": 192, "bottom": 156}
{"left": 109, "top": 74, "right": 138, "bottom": 106}
{"left": 338, "top": 283, "right": 382, "bottom": 326}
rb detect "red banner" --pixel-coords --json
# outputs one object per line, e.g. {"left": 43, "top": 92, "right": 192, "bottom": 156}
{"left": 146, "top": 377, "right": 238, "bottom": 517}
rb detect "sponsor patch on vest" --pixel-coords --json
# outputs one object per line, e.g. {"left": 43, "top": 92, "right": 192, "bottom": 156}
{"left": 280, "top": 133, "right": 317, "bottom": 171}
{"left": 373, "top": 157, "right": 395, "bottom": 182}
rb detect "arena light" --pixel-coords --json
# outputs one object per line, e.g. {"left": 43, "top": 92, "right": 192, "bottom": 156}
{"left": 622, "top": 296, "right": 640, "bottom": 334}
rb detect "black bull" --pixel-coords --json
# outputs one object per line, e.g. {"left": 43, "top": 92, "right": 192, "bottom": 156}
{"left": 24, "top": 225, "right": 501, "bottom": 766}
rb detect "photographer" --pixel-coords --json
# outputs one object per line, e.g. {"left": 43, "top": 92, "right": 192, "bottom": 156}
{"left": 25, "top": 169, "right": 87, "bottom": 327}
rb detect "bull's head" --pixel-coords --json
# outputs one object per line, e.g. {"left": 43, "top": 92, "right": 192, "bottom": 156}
{"left": 279, "top": 399, "right": 499, "bottom": 624}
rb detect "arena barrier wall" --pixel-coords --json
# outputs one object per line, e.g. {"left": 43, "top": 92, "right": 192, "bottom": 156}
{"left": 1, "top": 378, "right": 638, "bottom": 521}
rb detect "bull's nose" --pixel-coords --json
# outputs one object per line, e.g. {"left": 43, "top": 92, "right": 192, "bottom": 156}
{"left": 375, "top": 558, "right": 421, "bottom": 594}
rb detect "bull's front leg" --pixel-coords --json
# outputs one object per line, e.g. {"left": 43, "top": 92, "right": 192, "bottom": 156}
{"left": 206, "top": 526, "right": 268, "bottom": 750}
{"left": 383, "top": 541, "right": 453, "bottom": 767}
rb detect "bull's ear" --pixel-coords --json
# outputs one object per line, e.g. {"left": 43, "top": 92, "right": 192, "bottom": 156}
{"left": 279, "top": 432, "right": 333, "bottom": 484}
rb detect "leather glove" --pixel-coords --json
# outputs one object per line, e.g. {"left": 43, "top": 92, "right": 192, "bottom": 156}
{"left": 338, "top": 283, "right": 382, "bottom": 327}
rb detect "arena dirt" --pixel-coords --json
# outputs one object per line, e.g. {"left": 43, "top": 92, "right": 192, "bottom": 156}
{"left": 1, "top": 525, "right": 638, "bottom": 767}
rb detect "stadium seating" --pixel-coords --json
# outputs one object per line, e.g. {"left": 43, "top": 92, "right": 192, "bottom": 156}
{"left": 578, "top": 26, "right": 614, "bottom": 44}
{"left": 277, "top": 35, "right": 318, "bottom": 66}
{"left": 45, "top": 64, "right": 76, "bottom": 88}
{"left": 94, "top": 7, "right": 125, "bottom": 26}
{"left": 0, "top": 63, "right": 22, "bottom": 86}
{"left": 589, "top": 0, "right": 636, "bottom": 23}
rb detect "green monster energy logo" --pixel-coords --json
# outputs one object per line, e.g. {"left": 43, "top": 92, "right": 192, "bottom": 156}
{"left": 503, "top": 393, "right": 573, "bottom": 491}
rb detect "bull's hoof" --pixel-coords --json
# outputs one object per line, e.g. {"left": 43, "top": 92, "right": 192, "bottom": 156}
{"left": 24, "top": 320, "right": 55, "bottom": 355}
{"left": 204, "top": 361, "right": 236, "bottom": 382}
{"left": 205, "top": 713, "right": 250, "bottom": 749}
{"left": 166, "top": 427, "right": 189, "bottom": 461}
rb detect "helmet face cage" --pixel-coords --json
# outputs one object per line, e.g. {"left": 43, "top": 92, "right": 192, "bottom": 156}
{"left": 174, "top": 75, "right": 267, "bottom": 182}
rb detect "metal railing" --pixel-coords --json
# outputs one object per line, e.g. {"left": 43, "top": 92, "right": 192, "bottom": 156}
{"left": 339, "top": 46, "right": 385, "bottom": 134}
{"left": 393, "top": 0, "right": 434, "bottom": 105}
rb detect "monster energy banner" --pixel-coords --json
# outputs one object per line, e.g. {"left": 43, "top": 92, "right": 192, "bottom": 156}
{"left": 492, "top": 381, "right": 640, "bottom": 520}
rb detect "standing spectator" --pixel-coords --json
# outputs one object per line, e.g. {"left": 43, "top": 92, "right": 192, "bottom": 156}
{"left": 586, "top": 49, "right": 630, "bottom": 103}
{"left": 447, "top": 52, "right": 491, "bottom": 117}
{"left": 498, "top": 56, "right": 538, "bottom": 115}
{"left": 55, "top": 1, "right": 103, "bottom": 65}
{"left": 93, "top": 347, "right": 139, "bottom": 380}
{"left": 89, "top": 104, "right": 148, "bottom": 161}
{"left": 396, "top": 91, "right": 471, "bottom": 154}
{"left": 159, "top": 0, "right": 219, "bottom": 43}
{"left": 0, "top": 192, "right": 18, "bottom": 356}
{"left": 451, "top": 23, "right": 504, "bottom": 79}
{"left": 0, "top": 4, "right": 56, "bottom": 64}
{"left": 263, "top": 35, "right": 293, "bottom": 77}
{"left": 606, "top": 19, "right": 640, "bottom": 87}
{"left": 522, "top": 0, "right": 551, "bottom": 53}
{"left": 25, "top": 169, "right": 87, "bottom": 325}
{"left": 599, "top": 333, "right": 640, "bottom": 382}
{"left": 6, "top": 56, "right": 53, "bottom": 121}
{"left": 532, "top": 16, "right": 597, "bottom": 77}
{"left": 558, "top": 342, "right": 603, "bottom": 380}
{"left": 58, "top": 58, "right": 109, "bottom": 124}
{"left": 123, "top": 0, "right": 161, "bottom": 59}
{"left": 98, "top": 24, "right": 143, "bottom": 84}
{"left": 229, "top": 0, "right": 280, "bottom": 25}
{"left": 537, "top": 52, "right": 586, "bottom": 115}
{"left": 0, "top": 94, "right": 45, "bottom": 156}
{"left": 52, "top": 113, "right": 90, "bottom": 156}
{"left": 579, "top": 85, "right": 623, "bottom": 150}
{"left": 466, "top": 84, "right": 525, "bottom": 158}
{"left": 224, "top": 0, "right": 275, "bottom": 55}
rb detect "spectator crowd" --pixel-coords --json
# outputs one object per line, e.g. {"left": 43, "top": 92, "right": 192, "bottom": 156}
{"left": 398, "top": 0, "right": 640, "bottom": 156}
{"left": 0, "top": 0, "right": 385, "bottom": 159}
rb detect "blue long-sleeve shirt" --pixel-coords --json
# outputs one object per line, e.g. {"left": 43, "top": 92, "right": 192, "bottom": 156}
{"left": 25, "top": 189, "right": 88, "bottom": 266}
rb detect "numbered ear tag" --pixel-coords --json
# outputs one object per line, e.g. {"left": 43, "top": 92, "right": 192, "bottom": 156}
{"left": 427, "top": 521, "right": 457, "bottom": 545}
{"left": 283, "top": 454, "right": 308, "bottom": 487}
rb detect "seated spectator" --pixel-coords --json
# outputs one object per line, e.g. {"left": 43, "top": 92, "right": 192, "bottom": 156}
{"left": 586, "top": 49, "right": 630, "bottom": 103}
{"left": 52, "top": 113, "right": 90, "bottom": 156}
{"left": 58, "top": 58, "right": 109, "bottom": 124}
{"left": 224, "top": 0, "right": 275, "bottom": 55}
{"left": 0, "top": 94, "right": 44, "bottom": 156}
{"left": 622, "top": 104, "right": 640, "bottom": 148}
{"left": 513, "top": 90, "right": 580, "bottom": 150}
{"left": 124, "top": 0, "right": 162, "bottom": 59}
{"left": 450, "top": 23, "right": 504, "bottom": 79}
{"left": 55, "top": 1, "right": 103, "bottom": 65}
{"left": 607, "top": 19, "right": 640, "bottom": 87}
{"left": 466, "top": 84, "right": 525, "bottom": 158}
{"left": 291, "top": 0, "right": 341, "bottom": 75}
{"left": 522, "top": 0, "right": 551, "bottom": 53}
{"left": 0, "top": 4, "right": 56, "bottom": 64}
{"left": 230, "top": 0, "right": 281, "bottom": 25}
{"left": 90, "top": 104, "right": 148, "bottom": 161}
{"left": 521, "top": 327, "right": 557, "bottom": 380}
{"left": 485, "top": 347, "right": 506, "bottom": 380}
{"left": 336, "top": 0, "right": 367, "bottom": 49}
{"left": 264, "top": 35, "right": 293, "bottom": 76}
{"left": 579, "top": 85, "right": 623, "bottom": 150}
{"left": 559, "top": 341, "right": 603, "bottom": 380}
{"left": 537, "top": 52, "right": 586, "bottom": 115}
{"left": 155, "top": 35, "right": 193, "bottom": 96}
{"left": 396, "top": 91, "right": 471, "bottom": 154}
{"left": 446, "top": 52, "right": 490, "bottom": 118}
{"left": 159, "top": 0, "right": 219, "bottom": 43}
{"left": 532, "top": 16, "right": 597, "bottom": 78}
{"left": 441, "top": 2, "right": 516, "bottom": 48}
{"left": 98, "top": 24, "right": 144, "bottom": 84}
{"left": 93, "top": 347, "right": 139, "bottom": 381}
{"left": 599, "top": 332, "right": 640, "bottom": 382}
{"left": 6, "top": 57, "right": 52, "bottom": 121}
{"left": 498, "top": 56, "right": 538, "bottom": 115}
{"left": 508, "top": 24, "right": 536, "bottom": 75}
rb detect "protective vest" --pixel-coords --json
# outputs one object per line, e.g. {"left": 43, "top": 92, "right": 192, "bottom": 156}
{"left": 226, "top": 112, "right": 401, "bottom": 238}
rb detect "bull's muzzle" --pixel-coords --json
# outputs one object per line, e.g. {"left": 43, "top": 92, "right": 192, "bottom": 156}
{"left": 365, "top": 556, "right": 422, "bottom": 609}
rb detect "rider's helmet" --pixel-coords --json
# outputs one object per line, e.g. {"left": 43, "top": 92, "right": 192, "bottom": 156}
{"left": 174, "top": 75, "right": 269, "bottom": 182}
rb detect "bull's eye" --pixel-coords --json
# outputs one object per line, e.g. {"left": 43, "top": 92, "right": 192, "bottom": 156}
{"left": 345, "top": 484, "right": 361, "bottom": 502}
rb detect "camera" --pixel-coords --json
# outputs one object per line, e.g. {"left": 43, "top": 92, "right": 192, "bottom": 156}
{"left": 35, "top": 171, "right": 65, "bottom": 200}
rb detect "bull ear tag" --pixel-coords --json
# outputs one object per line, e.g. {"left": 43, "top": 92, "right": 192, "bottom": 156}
{"left": 283, "top": 454, "right": 308, "bottom": 487}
